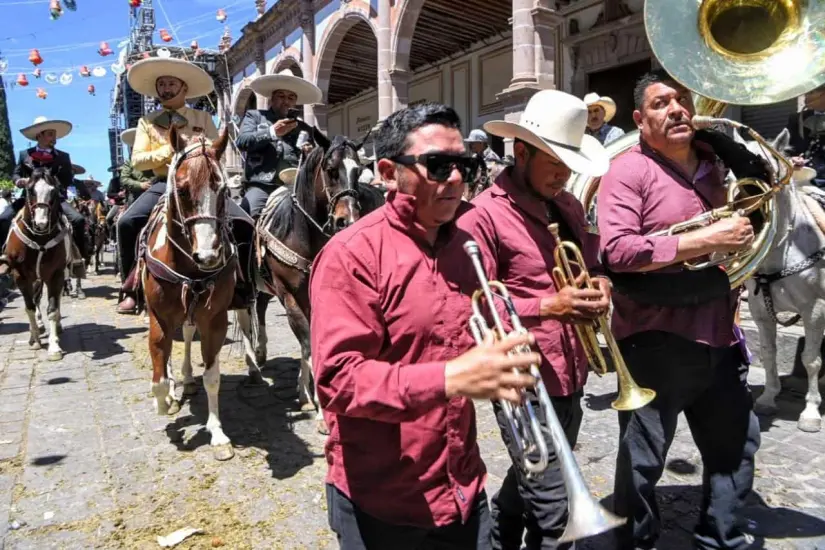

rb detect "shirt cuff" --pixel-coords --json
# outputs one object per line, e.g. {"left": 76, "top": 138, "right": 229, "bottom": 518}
{"left": 269, "top": 126, "right": 277, "bottom": 140}
{"left": 651, "top": 235, "right": 680, "bottom": 264}
{"left": 511, "top": 297, "right": 542, "bottom": 319}
{"left": 400, "top": 361, "right": 447, "bottom": 407}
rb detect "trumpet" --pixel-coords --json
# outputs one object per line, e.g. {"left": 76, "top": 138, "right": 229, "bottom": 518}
{"left": 464, "top": 240, "right": 626, "bottom": 543}
{"left": 548, "top": 224, "right": 656, "bottom": 412}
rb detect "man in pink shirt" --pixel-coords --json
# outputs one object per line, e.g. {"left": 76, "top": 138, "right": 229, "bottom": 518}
{"left": 457, "top": 90, "right": 612, "bottom": 550}
{"left": 598, "top": 69, "right": 763, "bottom": 550}
{"left": 310, "top": 103, "right": 540, "bottom": 549}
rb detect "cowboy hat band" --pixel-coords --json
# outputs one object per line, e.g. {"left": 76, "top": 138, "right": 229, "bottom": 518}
{"left": 484, "top": 89, "right": 609, "bottom": 178}
{"left": 127, "top": 57, "right": 214, "bottom": 100}
{"left": 249, "top": 69, "right": 322, "bottom": 105}
{"left": 20, "top": 116, "right": 72, "bottom": 141}
{"left": 583, "top": 92, "right": 617, "bottom": 123}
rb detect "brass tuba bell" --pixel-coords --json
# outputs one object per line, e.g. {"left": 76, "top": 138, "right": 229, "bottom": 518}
{"left": 567, "top": 0, "right": 825, "bottom": 289}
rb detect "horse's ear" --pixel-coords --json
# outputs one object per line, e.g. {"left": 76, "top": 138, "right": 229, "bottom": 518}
{"left": 354, "top": 127, "right": 372, "bottom": 149}
{"left": 732, "top": 128, "right": 748, "bottom": 146}
{"left": 773, "top": 128, "right": 792, "bottom": 153}
{"left": 312, "top": 126, "right": 331, "bottom": 151}
{"left": 212, "top": 126, "right": 229, "bottom": 161}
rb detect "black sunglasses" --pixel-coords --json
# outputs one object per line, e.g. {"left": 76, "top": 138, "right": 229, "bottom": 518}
{"left": 392, "top": 153, "right": 480, "bottom": 183}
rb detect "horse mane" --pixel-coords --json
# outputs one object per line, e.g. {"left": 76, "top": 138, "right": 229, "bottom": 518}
{"left": 29, "top": 167, "right": 58, "bottom": 188}
{"left": 179, "top": 152, "right": 217, "bottom": 201}
{"left": 268, "top": 142, "right": 327, "bottom": 241}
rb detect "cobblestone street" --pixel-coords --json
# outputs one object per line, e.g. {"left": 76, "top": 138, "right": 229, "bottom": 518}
{"left": 0, "top": 264, "right": 824, "bottom": 549}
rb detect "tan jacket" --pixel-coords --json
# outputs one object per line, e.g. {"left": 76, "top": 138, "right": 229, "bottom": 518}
{"left": 131, "top": 106, "right": 218, "bottom": 178}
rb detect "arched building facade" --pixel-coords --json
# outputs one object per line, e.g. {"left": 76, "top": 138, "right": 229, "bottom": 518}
{"left": 220, "top": 0, "right": 800, "bottom": 173}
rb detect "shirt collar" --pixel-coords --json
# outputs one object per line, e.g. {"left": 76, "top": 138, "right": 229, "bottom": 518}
{"left": 383, "top": 189, "right": 461, "bottom": 248}
{"left": 489, "top": 167, "right": 581, "bottom": 228}
{"left": 639, "top": 139, "right": 717, "bottom": 182}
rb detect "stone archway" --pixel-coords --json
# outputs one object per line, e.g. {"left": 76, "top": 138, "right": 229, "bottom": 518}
{"left": 391, "top": 0, "right": 425, "bottom": 72}
{"left": 314, "top": 1, "right": 378, "bottom": 104}
{"left": 232, "top": 83, "right": 257, "bottom": 121}
{"left": 271, "top": 47, "right": 303, "bottom": 76}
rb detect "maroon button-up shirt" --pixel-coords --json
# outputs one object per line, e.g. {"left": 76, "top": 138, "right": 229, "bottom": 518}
{"left": 309, "top": 190, "right": 486, "bottom": 529}
{"left": 456, "top": 169, "right": 600, "bottom": 397}
{"left": 597, "top": 141, "right": 739, "bottom": 348}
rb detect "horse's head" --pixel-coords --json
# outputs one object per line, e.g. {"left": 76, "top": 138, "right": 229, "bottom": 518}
{"left": 305, "top": 136, "right": 363, "bottom": 233}
{"left": 168, "top": 125, "right": 230, "bottom": 270}
{"left": 24, "top": 168, "right": 61, "bottom": 233}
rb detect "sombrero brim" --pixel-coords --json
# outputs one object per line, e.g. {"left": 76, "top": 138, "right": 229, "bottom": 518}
{"left": 587, "top": 98, "right": 617, "bottom": 123}
{"left": 279, "top": 168, "right": 298, "bottom": 187}
{"left": 121, "top": 128, "right": 136, "bottom": 147}
{"left": 483, "top": 121, "right": 609, "bottom": 177}
{"left": 20, "top": 120, "right": 72, "bottom": 141}
{"left": 127, "top": 58, "right": 214, "bottom": 100}
{"left": 249, "top": 75, "right": 322, "bottom": 105}
{"left": 794, "top": 166, "right": 818, "bottom": 184}
{"left": 72, "top": 164, "right": 86, "bottom": 175}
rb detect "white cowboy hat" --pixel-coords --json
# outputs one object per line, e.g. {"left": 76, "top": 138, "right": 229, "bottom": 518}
{"left": 357, "top": 148, "right": 374, "bottom": 165}
{"left": 484, "top": 90, "right": 609, "bottom": 177}
{"left": 127, "top": 57, "right": 214, "bottom": 100}
{"left": 279, "top": 168, "right": 298, "bottom": 187}
{"left": 464, "top": 129, "right": 489, "bottom": 143}
{"left": 794, "top": 166, "right": 817, "bottom": 184}
{"left": 249, "top": 68, "right": 322, "bottom": 105}
{"left": 72, "top": 163, "right": 86, "bottom": 175}
{"left": 121, "top": 128, "right": 136, "bottom": 147}
{"left": 583, "top": 92, "right": 617, "bottom": 123}
{"left": 20, "top": 116, "right": 72, "bottom": 140}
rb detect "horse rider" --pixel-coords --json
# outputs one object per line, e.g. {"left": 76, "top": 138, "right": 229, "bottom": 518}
{"left": 464, "top": 129, "right": 501, "bottom": 200}
{"left": 787, "top": 83, "right": 825, "bottom": 187}
{"left": 0, "top": 116, "right": 89, "bottom": 275}
{"left": 115, "top": 56, "right": 256, "bottom": 315}
{"left": 235, "top": 68, "right": 322, "bottom": 219}
{"left": 118, "top": 128, "right": 153, "bottom": 204}
{"left": 458, "top": 90, "right": 611, "bottom": 550}
{"left": 310, "top": 102, "right": 537, "bottom": 548}
{"left": 583, "top": 92, "right": 626, "bottom": 146}
{"left": 597, "top": 68, "right": 765, "bottom": 550}
{"left": 84, "top": 177, "right": 106, "bottom": 204}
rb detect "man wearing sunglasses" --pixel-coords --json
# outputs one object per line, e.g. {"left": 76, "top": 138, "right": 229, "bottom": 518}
{"left": 457, "top": 90, "right": 612, "bottom": 550}
{"left": 309, "top": 102, "right": 539, "bottom": 549}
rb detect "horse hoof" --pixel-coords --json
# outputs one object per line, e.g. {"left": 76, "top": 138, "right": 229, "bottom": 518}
{"left": 316, "top": 419, "right": 329, "bottom": 436}
{"left": 754, "top": 402, "right": 778, "bottom": 417}
{"left": 300, "top": 401, "right": 316, "bottom": 412}
{"left": 76, "top": 291, "right": 86, "bottom": 300}
{"left": 183, "top": 383, "right": 198, "bottom": 396}
{"left": 48, "top": 351, "right": 63, "bottom": 362}
{"left": 255, "top": 353, "right": 266, "bottom": 366}
{"left": 29, "top": 340, "right": 41, "bottom": 350}
{"left": 212, "top": 444, "right": 234, "bottom": 461}
{"left": 167, "top": 400, "right": 181, "bottom": 416}
{"left": 798, "top": 417, "right": 822, "bottom": 433}
{"left": 37, "top": 324, "right": 45, "bottom": 333}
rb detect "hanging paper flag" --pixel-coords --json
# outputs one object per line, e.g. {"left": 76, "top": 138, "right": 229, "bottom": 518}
{"left": 190, "top": 40, "right": 199, "bottom": 50}
{"left": 159, "top": 29, "right": 173, "bottom": 42}
{"left": 111, "top": 63, "right": 125, "bottom": 75}
{"left": 216, "top": 8, "right": 227, "bottom": 22}
{"left": 49, "top": 0, "right": 62, "bottom": 19}
{"left": 157, "top": 48, "right": 172, "bottom": 58}
{"left": 59, "top": 72, "right": 73, "bottom": 85}
{"left": 33, "top": 68, "right": 41, "bottom": 78}
{"left": 0, "top": 59, "right": 8, "bottom": 74}
{"left": 98, "top": 42, "right": 113, "bottom": 56}
{"left": 16, "top": 74, "right": 29, "bottom": 87}
{"left": 129, "top": 0, "right": 141, "bottom": 6}
{"left": 79, "top": 66, "right": 91, "bottom": 77}
{"left": 64, "top": 0, "right": 77, "bottom": 9}
{"left": 29, "top": 49, "right": 43, "bottom": 66}
{"left": 36, "top": 88, "right": 48, "bottom": 99}
{"left": 92, "top": 66, "right": 106, "bottom": 77}
{"left": 45, "top": 73, "right": 58, "bottom": 84}
{"left": 88, "top": 84, "right": 95, "bottom": 95}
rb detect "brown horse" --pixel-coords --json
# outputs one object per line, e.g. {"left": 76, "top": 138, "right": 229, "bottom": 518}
{"left": 143, "top": 125, "right": 260, "bottom": 461}
{"left": 5, "top": 168, "right": 69, "bottom": 360}
{"left": 255, "top": 135, "right": 385, "bottom": 431}
{"left": 91, "top": 200, "right": 108, "bottom": 273}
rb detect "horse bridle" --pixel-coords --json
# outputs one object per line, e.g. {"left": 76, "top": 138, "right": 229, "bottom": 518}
{"left": 24, "top": 177, "right": 60, "bottom": 236}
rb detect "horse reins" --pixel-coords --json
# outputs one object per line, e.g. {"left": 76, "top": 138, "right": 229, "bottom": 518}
{"left": 14, "top": 184, "right": 69, "bottom": 281}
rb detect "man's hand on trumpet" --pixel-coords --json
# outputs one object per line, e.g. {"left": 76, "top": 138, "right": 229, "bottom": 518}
{"left": 445, "top": 332, "right": 539, "bottom": 403}
{"left": 539, "top": 273, "right": 611, "bottom": 324}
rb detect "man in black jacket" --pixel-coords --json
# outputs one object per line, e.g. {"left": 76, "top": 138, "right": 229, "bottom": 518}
{"left": 0, "top": 117, "right": 89, "bottom": 274}
{"left": 236, "top": 68, "right": 323, "bottom": 219}
{"left": 786, "top": 84, "right": 825, "bottom": 187}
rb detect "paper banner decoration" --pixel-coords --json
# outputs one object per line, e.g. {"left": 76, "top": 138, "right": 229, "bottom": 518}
{"left": 36, "top": 88, "right": 47, "bottom": 99}
{"left": 129, "top": 0, "right": 141, "bottom": 7}
{"left": 110, "top": 63, "right": 125, "bottom": 75}
{"left": 157, "top": 48, "right": 171, "bottom": 58}
{"left": 79, "top": 66, "right": 91, "bottom": 77}
{"left": 216, "top": 8, "right": 227, "bottom": 22}
{"left": 98, "top": 42, "right": 113, "bottom": 56}
{"left": 44, "top": 73, "right": 58, "bottom": 84}
{"left": 64, "top": 0, "right": 77, "bottom": 10}
{"left": 16, "top": 74, "right": 29, "bottom": 87}
{"left": 49, "top": 0, "right": 63, "bottom": 20}
{"left": 29, "top": 49, "right": 43, "bottom": 66}
{"left": 92, "top": 66, "right": 106, "bottom": 77}
{"left": 88, "top": 84, "right": 95, "bottom": 95}
{"left": 0, "top": 59, "right": 8, "bottom": 74}
{"left": 33, "top": 68, "right": 41, "bottom": 78}
{"left": 59, "top": 72, "right": 73, "bottom": 85}
{"left": 159, "top": 29, "right": 172, "bottom": 42}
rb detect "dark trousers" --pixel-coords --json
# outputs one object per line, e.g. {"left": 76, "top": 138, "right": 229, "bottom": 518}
{"left": 327, "top": 483, "right": 492, "bottom": 550}
{"left": 240, "top": 184, "right": 274, "bottom": 219}
{"left": 613, "top": 331, "right": 761, "bottom": 550}
{"left": 115, "top": 181, "right": 254, "bottom": 290}
{"left": 0, "top": 197, "right": 87, "bottom": 258}
{"left": 491, "top": 393, "right": 583, "bottom": 550}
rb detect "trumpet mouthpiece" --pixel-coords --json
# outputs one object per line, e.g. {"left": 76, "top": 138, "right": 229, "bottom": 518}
{"left": 464, "top": 240, "right": 480, "bottom": 256}
{"left": 692, "top": 115, "right": 728, "bottom": 130}
{"left": 548, "top": 223, "right": 559, "bottom": 237}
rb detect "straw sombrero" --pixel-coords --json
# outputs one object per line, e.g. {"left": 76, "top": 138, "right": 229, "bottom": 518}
{"left": 794, "top": 166, "right": 817, "bottom": 184}
{"left": 583, "top": 93, "right": 617, "bottom": 123}
{"left": 249, "top": 68, "right": 322, "bottom": 105}
{"left": 127, "top": 57, "right": 214, "bottom": 100}
{"left": 20, "top": 116, "right": 72, "bottom": 140}
{"left": 279, "top": 168, "right": 298, "bottom": 187}
{"left": 484, "top": 90, "right": 609, "bottom": 177}
{"left": 121, "top": 128, "right": 136, "bottom": 147}
{"left": 72, "top": 164, "right": 86, "bottom": 175}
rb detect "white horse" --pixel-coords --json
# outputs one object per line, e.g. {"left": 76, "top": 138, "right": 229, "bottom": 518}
{"left": 734, "top": 128, "right": 825, "bottom": 432}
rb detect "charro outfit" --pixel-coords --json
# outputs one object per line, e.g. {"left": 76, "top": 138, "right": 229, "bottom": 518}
{"left": 583, "top": 93, "right": 626, "bottom": 146}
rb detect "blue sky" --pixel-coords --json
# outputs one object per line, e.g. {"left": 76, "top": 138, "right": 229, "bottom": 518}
{"left": 1, "top": 0, "right": 257, "bottom": 183}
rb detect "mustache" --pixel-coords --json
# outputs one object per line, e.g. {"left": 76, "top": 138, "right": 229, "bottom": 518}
{"left": 667, "top": 119, "right": 692, "bottom": 131}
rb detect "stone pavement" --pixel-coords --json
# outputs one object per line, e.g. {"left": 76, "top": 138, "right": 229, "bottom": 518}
{"left": 0, "top": 266, "right": 824, "bottom": 549}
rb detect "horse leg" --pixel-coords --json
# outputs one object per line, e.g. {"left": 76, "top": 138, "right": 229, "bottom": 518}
{"left": 254, "top": 294, "right": 270, "bottom": 366}
{"left": 45, "top": 274, "right": 64, "bottom": 361}
{"left": 181, "top": 322, "right": 198, "bottom": 396}
{"left": 282, "top": 294, "right": 326, "bottom": 433}
{"left": 22, "top": 284, "right": 41, "bottom": 350}
{"left": 236, "top": 308, "right": 265, "bottom": 385}
{"left": 200, "top": 314, "right": 233, "bottom": 461}
{"left": 74, "top": 276, "right": 85, "bottom": 300}
{"left": 798, "top": 310, "right": 825, "bottom": 432}
{"left": 753, "top": 317, "right": 780, "bottom": 415}
{"left": 148, "top": 313, "right": 176, "bottom": 416}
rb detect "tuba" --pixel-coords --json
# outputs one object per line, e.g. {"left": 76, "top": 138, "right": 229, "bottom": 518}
{"left": 463, "top": 241, "right": 626, "bottom": 543}
{"left": 568, "top": 0, "right": 825, "bottom": 289}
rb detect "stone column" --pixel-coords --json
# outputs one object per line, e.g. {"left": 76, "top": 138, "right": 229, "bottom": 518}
{"left": 300, "top": 3, "right": 319, "bottom": 126}
{"left": 377, "top": 0, "right": 393, "bottom": 121}
{"left": 313, "top": 104, "right": 329, "bottom": 134}
{"left": 253, "top": 36, "right": 269, "bottom": 110}
{"left": 390, "top": 68, "right": 411, "bottom": 112}
{"left": 510, "top": 0, "right": 537, "bottom": 88}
